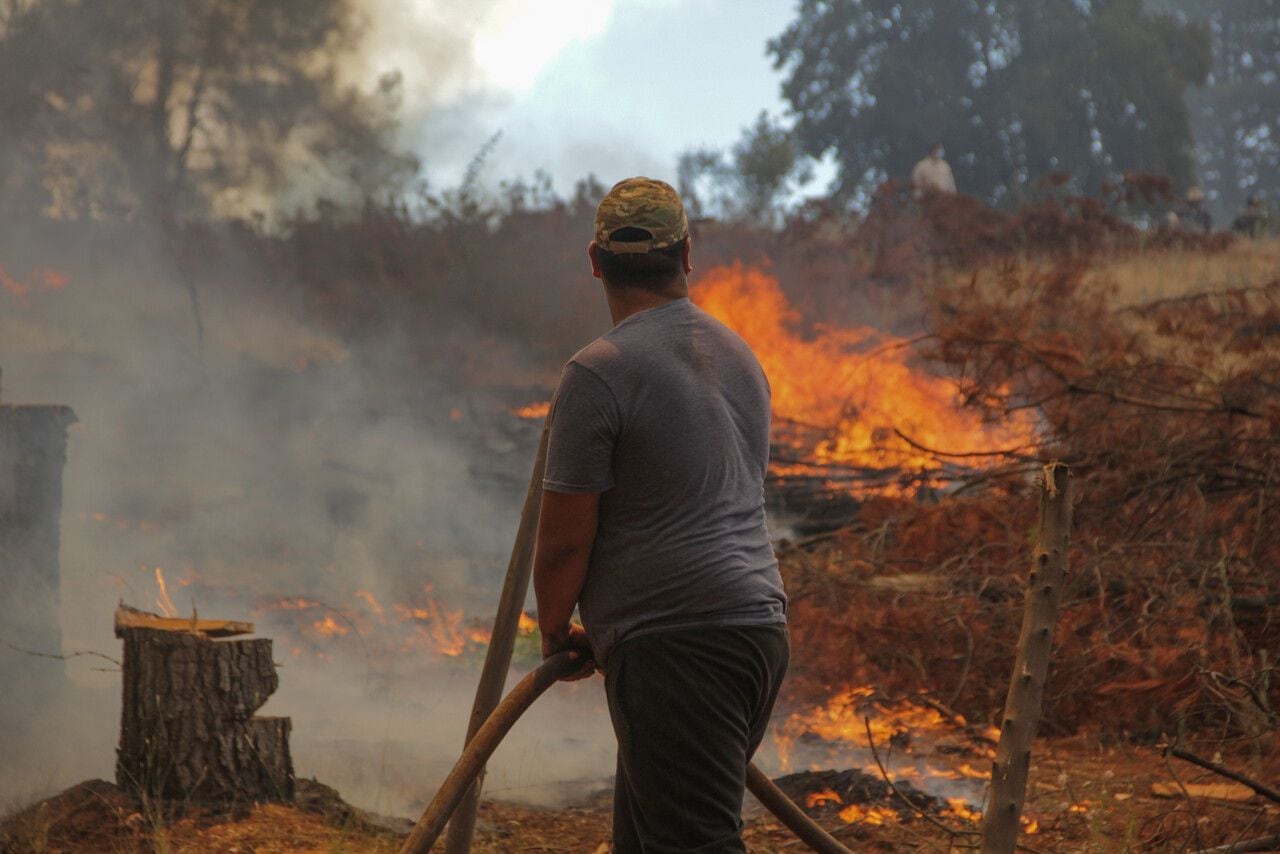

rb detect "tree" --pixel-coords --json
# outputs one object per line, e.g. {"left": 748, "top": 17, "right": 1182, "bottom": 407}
{"left": 1149, "top": 0, "right": 1280, "bottom": 220}
{"left": 768, "top": 0, "right": 1209, "bottom": 206}
{"left": 0, "top": 0, "right": 416, "bottom": 222}
{"left": 676, "top": 112, "right": 807, "bottom": 226}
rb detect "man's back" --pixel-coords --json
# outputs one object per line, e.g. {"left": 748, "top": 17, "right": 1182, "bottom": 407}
{"left": 543, "top": 297, "right": 786, "bottom": 665}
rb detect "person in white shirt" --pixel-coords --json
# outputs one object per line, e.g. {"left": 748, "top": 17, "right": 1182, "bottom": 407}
{"left": 911, "top": 142, "right": 956, "bottom": 198}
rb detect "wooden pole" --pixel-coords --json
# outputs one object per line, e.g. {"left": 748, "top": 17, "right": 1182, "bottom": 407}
{"left": 980, "top": 462, "right": 1072, "bottom": 854}
{"left": 442, "top": 412, "right": 552, "bottom": 854}
{"left": 402, "top": 651, "right": 578, "bottom": 853}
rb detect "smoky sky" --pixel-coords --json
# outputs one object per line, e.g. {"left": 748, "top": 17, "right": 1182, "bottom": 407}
{"left": 351, "top": 0, "right": 797, "bottom": 192}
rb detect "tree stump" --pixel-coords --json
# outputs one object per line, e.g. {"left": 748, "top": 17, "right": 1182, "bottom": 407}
{"left": 115, "top": 608, "right": 294, "bottom": 804}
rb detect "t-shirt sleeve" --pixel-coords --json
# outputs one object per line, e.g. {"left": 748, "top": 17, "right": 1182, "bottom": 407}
{"left": 543, "top": 361, "right": 620, "bottom": 494}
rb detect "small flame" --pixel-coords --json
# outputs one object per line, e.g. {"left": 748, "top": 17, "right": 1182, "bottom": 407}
{"left": 154, "top": 567, "right": 178, "bottom": 618}
{"left": 511, "top": 400, "right": 551, "bottom": 420}
{"left": 36, "top": 268, "right": 68, "bottom": 290}
{"left": 944, "top": 798, "right": 982, "bottom": 823}
{"left": 836, "top": 804, "right": 898, "bottom": 825}
{"left": 355, "top": 588, "right": 384, "bottom": 617}
{"left": 518, "top": 611, "right": 538, "bottom": 633}
{"left": 804, "top": 789, "right": 843, "bottom": 808}
{"left": 395, "top": 587, "right": 472, "bottom": 657}
{"left": 312, "top": 614, "right": 349, "bottom": 637}
{"left": 0, "top": 264, "right": 30, "bottom": 298}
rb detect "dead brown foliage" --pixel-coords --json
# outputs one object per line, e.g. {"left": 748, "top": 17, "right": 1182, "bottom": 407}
{"left": 781, "top": 252, "right": 1280, "bottom": 745}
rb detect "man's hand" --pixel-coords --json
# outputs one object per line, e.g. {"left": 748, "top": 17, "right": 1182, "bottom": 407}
{"left": 541, "top": 621, "right": 596, "bottom": 681}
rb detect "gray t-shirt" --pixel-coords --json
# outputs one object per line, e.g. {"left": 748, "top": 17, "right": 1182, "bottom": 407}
{"left": 543, "top": 297, "right": 787, "bottom": 665}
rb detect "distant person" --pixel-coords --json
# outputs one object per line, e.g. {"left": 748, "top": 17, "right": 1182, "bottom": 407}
{"left": 1232, "top": 193, "right": 1271, "bottom": 238}
{"left": 911, "top": 143, "right": 956, "bottom": 198}
{"left": 1178, "top": 186, "right": 1212, "bottom": 233}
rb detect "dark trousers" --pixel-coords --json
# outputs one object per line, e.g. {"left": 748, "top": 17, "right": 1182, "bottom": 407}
{"left": 604, "top": 624, "right": 789, "bottom": 853}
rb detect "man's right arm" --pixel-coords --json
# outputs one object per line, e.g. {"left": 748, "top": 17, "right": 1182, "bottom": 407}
{"left": 533, "top": 489, "right": 600, "bottom": 680}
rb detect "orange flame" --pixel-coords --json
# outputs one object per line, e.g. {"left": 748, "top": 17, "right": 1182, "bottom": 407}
{"left": 836, "top": 803, "right": 898, "bottom": 825}
{"left": 804, "top": 789, "right": 843, "bottom": 809}
{"left": 0, "top": 264, "right": 30, "bottom": 298}
{"left": 312, "top": 614, "right": 349, "bottom": 637}
{"left": 511, "top": 401, "right": 551, "bottom": 420}
{"left": 944, "top": 798, "right": 982, "bottom": 823}
{"left": 692, "top": 265, "right": 1036, "bottom": 493}
{"left": 354, "top": 588, "right": 384, "bottom": 617}
{"left": 257, "top": 590, "right": 539, "bottom": 661}
{"left": 394, "top": 587, "right": 472, "bottom": 657}
{"left": 776, "top": 686, "right": 964, "bottom": 764}
{"left": 154, "top": 567, "right": 178, "bottom": 618}
{"left": 36, "top": 268, "right": 68, "bottom": 290}
{"left": 518, "top": 611, "right": 538, "bottom": 633}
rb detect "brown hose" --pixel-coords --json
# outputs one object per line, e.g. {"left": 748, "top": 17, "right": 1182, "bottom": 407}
{"left": 400, "top": 651, "right": 851, "bottom": 854}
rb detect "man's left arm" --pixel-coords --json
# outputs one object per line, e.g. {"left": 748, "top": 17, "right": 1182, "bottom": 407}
{"left": 533, "top": 489, "right": 600, "bottom": 680}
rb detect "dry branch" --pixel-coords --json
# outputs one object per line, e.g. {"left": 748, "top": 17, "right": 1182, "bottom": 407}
{"left": 1190, "top": 834, "right": 1280, "bottom": 854}
{"left": 980, "top": 463, "right": 1072, "bottom": 854}
{"left": 1167, "top": 746, "right": 1280, "bottom": 805}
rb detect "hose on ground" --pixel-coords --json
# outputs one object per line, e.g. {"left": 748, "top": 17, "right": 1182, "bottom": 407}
{"left": 399, "top": 651, "right": 851, "bottom": 854}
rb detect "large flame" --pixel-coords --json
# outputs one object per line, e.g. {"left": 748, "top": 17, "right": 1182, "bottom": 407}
{"left": 692, "top": 264, "right": 1035, "bottom": 493}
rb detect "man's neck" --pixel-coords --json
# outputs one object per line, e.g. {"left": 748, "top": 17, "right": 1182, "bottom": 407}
{"left": 604, "top": 279, "right": 688, "bottom": 326}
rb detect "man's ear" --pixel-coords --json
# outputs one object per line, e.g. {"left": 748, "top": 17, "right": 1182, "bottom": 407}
{"left": 682, "top": 237, "right": 693, "bottom": 275}
{"left": 588, "top": 241, "right": 603, "bottom": 279}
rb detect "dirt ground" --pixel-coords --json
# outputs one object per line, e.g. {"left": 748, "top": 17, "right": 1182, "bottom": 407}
{"left": 4, "top": 737, "right": 1279, "bottom": 853}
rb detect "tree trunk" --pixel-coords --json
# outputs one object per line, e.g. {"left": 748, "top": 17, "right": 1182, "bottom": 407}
{"left": 116, "top": 626, "right": 294, "bottom": 804}
{"left": 980, "top": 462, "right": 1072, "bottom": 854}
{"left": 0, "top": 404, "right": 77, "bottom": 737}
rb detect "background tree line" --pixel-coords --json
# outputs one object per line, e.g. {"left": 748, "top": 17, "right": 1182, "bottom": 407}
{"left": 0, "top": 0, "right": 1274, "bottom": 233}
{"left": 695, "top": 0, "right": 1276, "bottom": 225}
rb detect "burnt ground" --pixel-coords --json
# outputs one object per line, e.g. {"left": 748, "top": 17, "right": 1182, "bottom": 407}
{"left": 4, "top": 737, "right": 1279, "bottom": 852}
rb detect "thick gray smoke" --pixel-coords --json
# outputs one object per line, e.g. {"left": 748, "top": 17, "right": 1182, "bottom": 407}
{"left": 0, "top": 224, "right": 626, "bottom": 816}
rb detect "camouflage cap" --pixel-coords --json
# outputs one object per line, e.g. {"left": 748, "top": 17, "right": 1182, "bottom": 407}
{"left": 594, "top": 177, "right": 689, "bottom": 254}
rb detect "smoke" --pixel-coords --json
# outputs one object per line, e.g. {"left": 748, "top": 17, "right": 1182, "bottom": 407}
{"left": 341, "top": 0, "right": 615, "bottom": 185}
{"left": 0, "top": 214, "right": 623, "bottom": 815}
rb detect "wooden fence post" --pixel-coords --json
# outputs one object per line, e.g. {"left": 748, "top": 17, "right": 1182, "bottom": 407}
{"left": 443, "top": 413, "right": 551, "bottom": 853}
{"left": 980, "top": 462, "right": 1073, "bottom": 854}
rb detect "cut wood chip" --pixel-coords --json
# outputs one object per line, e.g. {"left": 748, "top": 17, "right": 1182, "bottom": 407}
{"left": 113, "top": 603, "right": 253, "bottom": 638}
{"left": 1150, "top": 782, "right": 1256, "bottom": 801}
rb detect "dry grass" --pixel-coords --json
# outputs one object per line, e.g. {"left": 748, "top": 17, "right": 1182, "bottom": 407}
{"left": 1095, "top": 236, "right": 1280, "bottom": 305}
{"left": 18, "top": 745, "right": 1273, "bottom": 853}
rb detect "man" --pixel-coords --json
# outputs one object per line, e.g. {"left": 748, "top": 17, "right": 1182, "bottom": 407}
{"left": 1179, "top": 185, "right": 1212, "bottom": 233}
{"left": 910, "top": 142, "right": 956, "bottom": 198}
{"left": 533, "top": 177, "right": 789, "bottom": 852}
{"left": 1232, "top": 193, "right": 1270, "bottom": 238}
